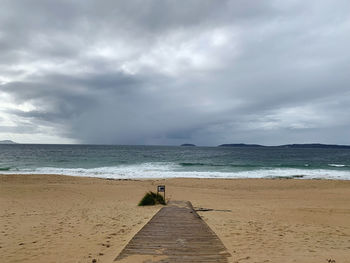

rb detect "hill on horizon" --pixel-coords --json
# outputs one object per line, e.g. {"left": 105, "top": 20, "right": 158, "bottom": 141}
{"left": 218, "top": 143, "right": 350, "bottom": 149}
{"left": 0, "top": 140, "right": 17, "bottom": 144}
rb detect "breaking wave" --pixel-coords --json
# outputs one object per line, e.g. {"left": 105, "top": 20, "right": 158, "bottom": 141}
{"left": 328, "top": 164, "right": 347, "bottom": 167}
{"left": 1, "top": 162, "right": 350, "bottom": 180}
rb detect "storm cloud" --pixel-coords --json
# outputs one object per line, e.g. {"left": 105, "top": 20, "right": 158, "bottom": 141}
{"left": 1, "top": 0, "right": 350, "bottom": 145}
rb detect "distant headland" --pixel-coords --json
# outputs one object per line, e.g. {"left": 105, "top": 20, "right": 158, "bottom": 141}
{"left": 219, "top": 143, "right": 263, "bottom": 148}
{"left": 181, "top": 144, "right": 196, "bottom": 147}
{"left": 0, "top": 140, "right": 17, "bottom": 144}
{"left": 218, "top": 143, "right": 350, "bottom": 149}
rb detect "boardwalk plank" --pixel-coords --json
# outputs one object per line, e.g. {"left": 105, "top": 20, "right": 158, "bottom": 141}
{"left": 115, "top": 201, "right": 231, "bottom": 262}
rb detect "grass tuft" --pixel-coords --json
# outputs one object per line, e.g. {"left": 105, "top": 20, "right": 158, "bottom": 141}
{"left": 138, "top": 191, "right": 166, "bottom": 206}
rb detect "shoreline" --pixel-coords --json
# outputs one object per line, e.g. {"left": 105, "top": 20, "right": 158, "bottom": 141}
{"left": 1, "top": 174, "right": 350, "bottom": 263}
{"left": 2, "top": 172, "right": 350, "bottom": 181}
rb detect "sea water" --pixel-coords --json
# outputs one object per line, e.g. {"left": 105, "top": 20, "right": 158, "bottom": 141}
{"left": 1, "top": 144, "right": 350, "bottom": 180}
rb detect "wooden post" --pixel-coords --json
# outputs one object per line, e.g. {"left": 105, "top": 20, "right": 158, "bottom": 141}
{"left": 157, "top": 185, "right": 165, "bottom": 203}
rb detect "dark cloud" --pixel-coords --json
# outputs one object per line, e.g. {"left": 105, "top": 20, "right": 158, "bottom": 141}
{"left": 0, "top": 0, "right": 349, "bottom": 145}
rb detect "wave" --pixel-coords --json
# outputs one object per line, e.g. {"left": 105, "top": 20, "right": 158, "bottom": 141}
{"left": 328, "top": 164, "right": 347, "bottom": 167}
{"left": 179, "top": 162, "right": 261, "bottom": 168}
{"left": 0, "top": 167, "right": 11, "bottom": 171}
{"left": 179, "top": 162, "right": 209, "bottom": 166}
{"left": 1, "top": 162, "right": 350, "bottom": 180}
{"left": 178, "top": 162, "right": 330, "bottom": 169}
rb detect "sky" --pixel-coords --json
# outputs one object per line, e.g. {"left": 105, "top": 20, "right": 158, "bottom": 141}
{"left": 0, "top": 0, "right": 350, "bottom": 146}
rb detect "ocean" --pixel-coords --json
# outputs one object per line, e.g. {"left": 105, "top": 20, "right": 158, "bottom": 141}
{"left": 1, "top": 144, "right": 350, "bottom": 180}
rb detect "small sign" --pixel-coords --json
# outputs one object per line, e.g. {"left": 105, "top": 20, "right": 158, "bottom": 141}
{"left": 157, "top": 185, "right": 165, "bottom": 192}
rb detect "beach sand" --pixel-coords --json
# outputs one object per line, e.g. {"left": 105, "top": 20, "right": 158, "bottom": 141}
{"left": 1, "top": 174, "right": 349, "bottom": 263}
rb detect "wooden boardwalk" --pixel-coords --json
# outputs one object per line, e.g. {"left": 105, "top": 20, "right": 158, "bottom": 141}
{"left": 115, "top": 201, "right": 231, "bottom": 263}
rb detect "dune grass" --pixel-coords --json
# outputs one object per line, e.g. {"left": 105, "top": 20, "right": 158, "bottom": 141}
{"left": 138, "top": 191, "right": 166, "bottom": 206}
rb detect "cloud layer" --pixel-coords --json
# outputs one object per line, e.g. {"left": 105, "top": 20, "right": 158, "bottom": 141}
{"left": 1, "top": 0, "right": 350, "bottom": 145}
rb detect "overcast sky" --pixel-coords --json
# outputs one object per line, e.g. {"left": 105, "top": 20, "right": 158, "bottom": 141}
{"left": 0, "top": 0, "right": 350, "bottom": 145}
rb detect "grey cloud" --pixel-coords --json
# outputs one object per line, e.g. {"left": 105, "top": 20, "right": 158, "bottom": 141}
{"left": 0, "top": 123, "right": 39, "bottom": 134}
{"left": 1, "top": 0, "right": 350, "bottom": 145}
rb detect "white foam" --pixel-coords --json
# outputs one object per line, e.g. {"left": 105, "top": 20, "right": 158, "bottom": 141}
{"left": 2, "top": 162, "right": 350, "bottom": 180}
{"left": 328, "top": 164, "right": 347, "bottom": 167}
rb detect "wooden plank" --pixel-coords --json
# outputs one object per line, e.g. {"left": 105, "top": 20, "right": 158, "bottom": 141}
{"left": 115, "top": 201, "right": 231, "bottom": 262}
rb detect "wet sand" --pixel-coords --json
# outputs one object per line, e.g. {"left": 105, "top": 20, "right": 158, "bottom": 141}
{"left": 1, "top": 174, "right": 349, "bottom": 263}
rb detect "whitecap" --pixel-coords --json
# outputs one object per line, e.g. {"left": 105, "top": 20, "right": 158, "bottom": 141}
{"left": 328, "top": 164, "right": 347, "bottom": 167}
{"left": 1, "top": 163, "right": 350, "bottom": 180}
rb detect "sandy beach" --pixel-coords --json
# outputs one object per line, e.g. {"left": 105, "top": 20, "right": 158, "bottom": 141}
{"left": 1, "top": 174, "right": 350, "bottom": 263}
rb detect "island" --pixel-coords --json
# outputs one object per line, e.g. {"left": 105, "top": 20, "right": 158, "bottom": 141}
{"left": 218, "top": 143, "right": 350, "bottom": 149}
{"left": 181, "top": 144, "right": 196, "bottom": 147}
{"left": 0, "top": 140, "right": 17, "bottom": 144}
{"left": 279, "top": 143, "right": 350, "bottom": 149}
{"left": 219, "top": 143, "right": 264, "bottom": 148}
